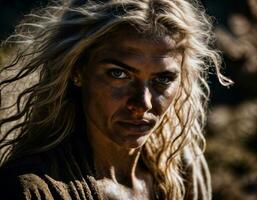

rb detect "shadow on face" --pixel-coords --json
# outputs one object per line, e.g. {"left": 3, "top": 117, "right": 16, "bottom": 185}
{"left": 74, "top": 25, "right": 183, "bottom": 148}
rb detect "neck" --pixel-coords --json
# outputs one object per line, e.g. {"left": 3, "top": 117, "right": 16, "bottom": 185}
{"left": 86, "top": 126, "right": 143, "bottom": 186}
{"left": 94, "top": 144, "right": 141, "bottom": 185}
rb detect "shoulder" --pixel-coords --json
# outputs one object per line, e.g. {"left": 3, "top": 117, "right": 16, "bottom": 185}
{"left": 0, "top": 155, "right": 54, "bottom": 200}
{"left": 0, "top": 142, "right": 98, "bottom": 200}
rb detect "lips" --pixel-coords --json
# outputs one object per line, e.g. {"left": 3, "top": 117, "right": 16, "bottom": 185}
{"left": 117, "top": 120, "right": 156, "bottom": 133}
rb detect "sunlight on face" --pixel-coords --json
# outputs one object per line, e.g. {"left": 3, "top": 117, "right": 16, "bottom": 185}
{"left": 80, "top": 28, "right": 182, "bottom": 148}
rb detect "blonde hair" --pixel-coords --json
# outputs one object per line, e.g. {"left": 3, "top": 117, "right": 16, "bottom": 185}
{"left": 0, "top": 0, "right": 232, "bottom": 199}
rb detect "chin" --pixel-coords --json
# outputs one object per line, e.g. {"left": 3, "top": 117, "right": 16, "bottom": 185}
{"left": 115, "top": 135, "right": 149, "bottom": 149}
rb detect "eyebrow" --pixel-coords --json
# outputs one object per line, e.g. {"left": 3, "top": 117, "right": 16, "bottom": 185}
{"left": 100, "top": 58, "right": 180, "bottom": 75}
{"left": 100, "top": 58, "right": 139, "bottom": 73}
{"left": 152, "top": 70, "right": 179, "bottom": 76}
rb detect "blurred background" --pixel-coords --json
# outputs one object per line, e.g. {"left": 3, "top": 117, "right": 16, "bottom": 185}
{"left": 0, "top": 0, "right": 256, "bottom": 199}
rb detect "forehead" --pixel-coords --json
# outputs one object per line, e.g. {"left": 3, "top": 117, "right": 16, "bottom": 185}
{"left": 90, "top": 26, "right": 182, "bottom": 61}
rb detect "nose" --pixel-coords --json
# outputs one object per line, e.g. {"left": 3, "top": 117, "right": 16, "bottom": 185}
{"left": 126, "top": 84, "right": 153, "bottom": 116}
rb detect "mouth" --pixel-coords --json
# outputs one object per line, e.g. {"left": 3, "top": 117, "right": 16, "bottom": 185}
{"left": 117, "top": 120, "right": 156, "bottom": 134}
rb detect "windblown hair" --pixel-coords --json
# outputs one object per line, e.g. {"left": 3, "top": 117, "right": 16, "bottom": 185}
{"left": 0, "top": 0, "right": 232, "bottom": 199}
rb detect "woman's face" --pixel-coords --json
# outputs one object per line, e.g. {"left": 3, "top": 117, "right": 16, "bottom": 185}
{"left": 79, "top": 29, "right": 182, "bottom": 148}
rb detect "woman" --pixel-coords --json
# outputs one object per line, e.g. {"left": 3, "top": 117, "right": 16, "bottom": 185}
{"left": 0, "top": 0, "right": 232, "bottom": 199}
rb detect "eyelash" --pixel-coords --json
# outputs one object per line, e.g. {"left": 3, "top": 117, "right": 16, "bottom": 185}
{"left": 107, "top": 68, "right": 176, "bottom": 86}
{"left": 152, "top": 75, "right": 174, "bottom": 85}
{"left": 107, "top": 68, "right": 129, "bottom": 79}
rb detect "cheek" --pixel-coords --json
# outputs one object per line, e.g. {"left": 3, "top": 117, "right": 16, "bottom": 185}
{"left": 82, "top": 76, "right": 128, "bottom": 119}
{"left": 154, "top": 82, "right": 180, "bottom": 115}
{"left": 110, "top": 85, "right": 128, "bottom": 100}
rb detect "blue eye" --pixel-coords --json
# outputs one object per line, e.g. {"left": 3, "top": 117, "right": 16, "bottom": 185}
{"left": 153, "top": 76, "right": 172, "bottom": 85}
{"left": 108, "top": 69, "right": 128, "bottom": 79}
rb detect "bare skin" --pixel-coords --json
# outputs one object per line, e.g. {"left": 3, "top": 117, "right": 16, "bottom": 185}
{"left": 74, "top": 27, "right": 182, "bottom": 199}
{"left": 90, "top": 130, "right": 154, "bottom": 200}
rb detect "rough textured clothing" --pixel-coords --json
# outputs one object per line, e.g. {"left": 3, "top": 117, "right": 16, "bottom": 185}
{"left": 0, "top": 138, "right": 211, "bottom": 200}
{"left": 0, "top": 137, "right": 104, "bottom": 200}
